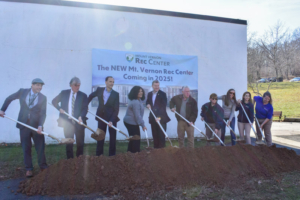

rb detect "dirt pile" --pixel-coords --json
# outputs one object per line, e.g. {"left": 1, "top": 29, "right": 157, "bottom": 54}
{"left": 18, "top": 145, "right": 300, "bottom": 198}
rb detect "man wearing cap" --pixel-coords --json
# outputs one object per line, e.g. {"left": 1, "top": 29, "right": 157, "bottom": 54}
{"left": 52, "top": 77, "right": 88, "bottom": 159}
{"left": 0, "top": 78, "right": 48, "bottom": 177}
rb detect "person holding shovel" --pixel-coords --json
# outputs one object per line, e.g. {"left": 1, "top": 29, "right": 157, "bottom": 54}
{"left": 170, "top": 86, "right": 198, "bottom": 148}
{"left": 253, "top": 92, "right": 273, "bottom": 146}
{"left": 123, "top": 86, "right": 147, "bottom": 153}
{"left": 218, "top": 89, "right": 237, "bottom": 146}
{"left": 146, "top": 80, "right": 170, "bottom": 149}
{"left": 52, "top": 77, "right": 88, "bottom": 159}
{"left": 200, "top": 93, "right": 224, "bottom": 145}
{"left": 0, "top": 78, "right": 48, "bottom": 177}
{"left": 87, "top": 76, "right": 120, "bottom": 156}
{"left": 236, "top": 92, "right": 254, "bottom": 145}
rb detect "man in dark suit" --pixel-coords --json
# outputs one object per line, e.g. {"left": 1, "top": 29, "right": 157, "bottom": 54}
{"left": 146, "top": 80, "right": 170, "bottom": 148}
{"left": 0, "top": 78, "right": 48, "bottom": 177}
{"left": 87, "top": 76, "right": 119, "bottom": 156}
{"left": 52, "top": 77, "right": 88, "bottom": 159}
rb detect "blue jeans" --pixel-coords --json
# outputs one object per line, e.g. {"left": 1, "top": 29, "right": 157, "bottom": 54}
{"left": 221, "top": 117, "right": 236, "bottom": 146}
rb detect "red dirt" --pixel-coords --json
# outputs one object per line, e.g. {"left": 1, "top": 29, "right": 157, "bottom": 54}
{"left": 18, "top": 145, "right": 300, "bottom": 199}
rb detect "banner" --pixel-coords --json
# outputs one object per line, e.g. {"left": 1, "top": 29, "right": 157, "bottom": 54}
{"left": 92, "top": 49, "right": 198, "bottom": 107}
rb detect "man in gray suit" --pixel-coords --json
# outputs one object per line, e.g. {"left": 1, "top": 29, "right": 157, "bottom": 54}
{"left": 0, "top": 78, "right": 48, "bottom": 177}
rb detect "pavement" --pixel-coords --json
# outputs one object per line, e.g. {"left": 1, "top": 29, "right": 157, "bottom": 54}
{"left": 0, "top": 122, "right": 299, "bottom": 199}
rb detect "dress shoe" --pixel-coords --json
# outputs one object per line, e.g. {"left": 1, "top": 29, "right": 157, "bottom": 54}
{"left": 26, "top": 170, "right": 33, "bottom": 177}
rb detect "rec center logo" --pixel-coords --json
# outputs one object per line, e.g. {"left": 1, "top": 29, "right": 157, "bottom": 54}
{"left": 126, "top": 54, "right": 134, "bottom": 62}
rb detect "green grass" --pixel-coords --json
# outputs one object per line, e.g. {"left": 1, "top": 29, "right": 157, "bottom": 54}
{"left": 248, "top": 82, "right": 300, "bottom": 118}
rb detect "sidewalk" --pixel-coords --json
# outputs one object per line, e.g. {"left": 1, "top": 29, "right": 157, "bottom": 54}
{"left": 250, "top": 122, "right": 300, "bottom": 149}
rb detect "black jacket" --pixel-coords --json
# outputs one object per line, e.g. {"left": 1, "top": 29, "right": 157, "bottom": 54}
{"left": 52, "top": 89, "right": 88, "bottom": 127}
{"left": 169, "top": 94, "right": 198, "bottom": 123}
{"left": 1, "top": 88, "right": 47, "bottom": 129}
{"left": 235, "top": 102, "right": 254, "bottom": 123}
{"left": 146, "top": 90, "right": 170, "bottom": 124}
{"left": 200, "top": 102, "right": 224, "bottom": 130}
{"left": 87, "top": 87, "right": 120, "bottom": 123}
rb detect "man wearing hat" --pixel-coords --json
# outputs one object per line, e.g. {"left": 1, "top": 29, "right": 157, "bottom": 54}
{"left": 0, "top": 78, "right": 48, "bottom": 177}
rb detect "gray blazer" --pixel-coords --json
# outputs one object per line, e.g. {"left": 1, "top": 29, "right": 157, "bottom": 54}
{"left": 123, "top": 99, "right": 145, "bottom": 128}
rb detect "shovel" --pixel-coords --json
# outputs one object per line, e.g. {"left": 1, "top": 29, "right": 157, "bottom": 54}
{"left": 254, "top": 115, "right": 268, "bottom": 145}
{"left": 149, "top": 108, "right": 177, "bottom": 148}
{"left": 222, "top": 119, "right": 243, "bottom": 142}
{"left": 203, "top": 121, "right": 226, "bottom": 146}
{"left": 144, "top": 130, "right": 153, "bottom": 150}
{"left": 239, "top": 103, "right": 265, "bottom": 145}
{"left": 174, "top": 111, "right": 209, "bottom": 140}
{"left": 48, "top": 103, "right": 101, "bottom": 141}
{"left": 2, "top": 115, "right": 74, "bottom": 144}
{"left": 88, "top": 111, "right": 139, "bottom": 141}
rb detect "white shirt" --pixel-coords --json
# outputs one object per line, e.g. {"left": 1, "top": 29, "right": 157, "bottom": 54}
{"left": 68, "top": 90, "right": 77, "bottom": 116}
{"left": 152, "top": 91, "right": 158, "bottom": 106}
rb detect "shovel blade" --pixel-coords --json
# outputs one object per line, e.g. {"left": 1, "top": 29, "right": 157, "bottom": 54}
{"left": 128, "top": 135, "right": 141, "bottom": 141}
{"left": 206, "top": 137, "right": 219, "bottom": 142}
{"left": 91, "top": 129, "right": 106, "bottom": 141}
{"left": 255, "top": 141, "right": 266, "bottom": 145}
{"left": 60, "top": 138, "right": 75, "bottom": 144}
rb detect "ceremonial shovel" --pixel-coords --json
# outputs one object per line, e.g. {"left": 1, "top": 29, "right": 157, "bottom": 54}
{"left": 2, "top": 115, "right": 75, "bottom": 144}
{"left": 254, "top": 114, "right": 268, "bottom": 145}
{"left": 144, "top": 130, "right": 152, "bottom": 149}
{"left": 148, "top": 108, "right": 178, "bottom": 148}
{"left": 222, "top": 119, "right": 243, "bottom": 142}
{"left": 48, "top": 103, "right": 100, "bottom": 141}
{"left": 174, "top": 111, "right": 210, "bottom": 141}
{"left": 239, "top": 103, "right": 265, "bottom": 145}
{"left": 88, "top": 111, "right": 139, "bottom": 141}
{"left": 203, "top": 121, "right": 226, "bottom": 146}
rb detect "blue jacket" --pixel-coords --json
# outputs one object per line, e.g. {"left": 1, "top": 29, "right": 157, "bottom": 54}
{"left": 200, "top": 102, "right": 224, "bottom": 130}
{"left": 1, "top": 88, "right": 47, "bottom": 129}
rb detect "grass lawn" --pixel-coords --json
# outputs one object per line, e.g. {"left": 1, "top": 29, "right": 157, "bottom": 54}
{"left": 248, "top": 82, "right": 300, "bottom": 118}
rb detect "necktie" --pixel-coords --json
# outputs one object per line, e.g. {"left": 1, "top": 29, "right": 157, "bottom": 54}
{"left": 29, "top": 93, "right": 37, "bottom": 109}
{"left": 72, "top": 93, "right": 75, "bottom": 124}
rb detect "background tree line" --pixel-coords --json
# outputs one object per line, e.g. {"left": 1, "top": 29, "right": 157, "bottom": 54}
{"left": 247, "top": 21, "right": 300, "bottom": 82}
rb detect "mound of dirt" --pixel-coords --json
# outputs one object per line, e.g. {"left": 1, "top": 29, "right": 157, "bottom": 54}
{"left": 18, "top": 145, "right": 300, "bottom": 198}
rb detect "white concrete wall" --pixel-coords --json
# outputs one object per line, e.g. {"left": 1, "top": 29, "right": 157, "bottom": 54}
{"left": 0, "top": 1, "right": 247, "bottom": 143}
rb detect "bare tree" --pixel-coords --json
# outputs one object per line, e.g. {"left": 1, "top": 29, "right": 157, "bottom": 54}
{"left": 258, "top": 21, "right": 288, "bottom": 78}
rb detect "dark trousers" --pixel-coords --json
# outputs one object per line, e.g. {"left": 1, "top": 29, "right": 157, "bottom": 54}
{"left": 96, "top": 120, "right": 117, "bottom": 156}
{"left": 20, "top": 127, "right": 47, "bottom": 171}
{"left": 221, "top": 117, "right": 236, "bottom": 146}
{"left": 124, "top": 122, "right": 140, "bottom": 153}
{"left": 63, "top": 119, "right": 85, "bottom": 159}
{"left": 151, "top": 122, "right": 166, "bottom": 148}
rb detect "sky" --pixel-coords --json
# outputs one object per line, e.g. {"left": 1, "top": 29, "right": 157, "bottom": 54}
{"left": 65, "top": 0, "right": 300, "bottom": 37}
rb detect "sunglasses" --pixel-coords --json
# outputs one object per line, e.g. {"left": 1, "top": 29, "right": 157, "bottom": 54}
{"left": 211, "top": 98, "right": 217, "bottom": 100}
{"left": 230, "top": 92, "right": 235, "bottom": 95}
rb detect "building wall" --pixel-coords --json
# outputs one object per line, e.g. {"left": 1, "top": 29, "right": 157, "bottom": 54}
{"left": 0, "top": 1, "right": 247, "bottom": 143}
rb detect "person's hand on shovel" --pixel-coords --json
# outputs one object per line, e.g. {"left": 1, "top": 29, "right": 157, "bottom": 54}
{"left": 143, "top": 126, "right": 147, "bottom": 131}
{"left": 155, "top": 117, "right": 161, "bottom": 122}
{"left": 37, "top": 126, "right": 43, "bottom": 135}
{"left": 59, "top": 109, "right": 65, "bottom": 114}
{"left": 189, "top": 122, "right": 194, "bottom": 126}
{"left": 201, "top": 117, "right": 204, "bottom": 121}
{"left": 108, "top": 121, "right": 113, "bottom": 127}
{"left": 215, "top": 129, "right": 219, "bottom": 134}
{"left": 78, "top": 116, "right": 83, "bottom": 124}
{"left": 227, "top": 120, "right": 231, "bottom": 127}
{"left": 171, "top": 108, "right": 175, "bottom": 112}
{"left": 0, "top": 110, "right": 5, "bottom": 118}
{"left": 146, "top": 104, "right": 151, "bottom": 109}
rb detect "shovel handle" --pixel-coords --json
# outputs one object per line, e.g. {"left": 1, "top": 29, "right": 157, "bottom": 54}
{"left": 203, "top": 121, "right": 226, "bottom": 146}
{"left": 174, "top": 111, "right": 208, "bottom": 139}
{"left": 149, "top": 108, "right": 173, "bottom": 146}
{"left": 119, "top": 130, "right": 129, "bottom": 139}
{"left": 239, "top": 103, "right": 259, "bottom": 140}
{"left": 144, "top": 130, "right": 150, "bottom": 147}
{"left": 254, "top": 115, "right": 267, "bottom": 143}
{"left": 223, "top": 119, "right": 238, "bottom": 138}
{"left": 3, "top": 115, "right": 60, "bottom": 142}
